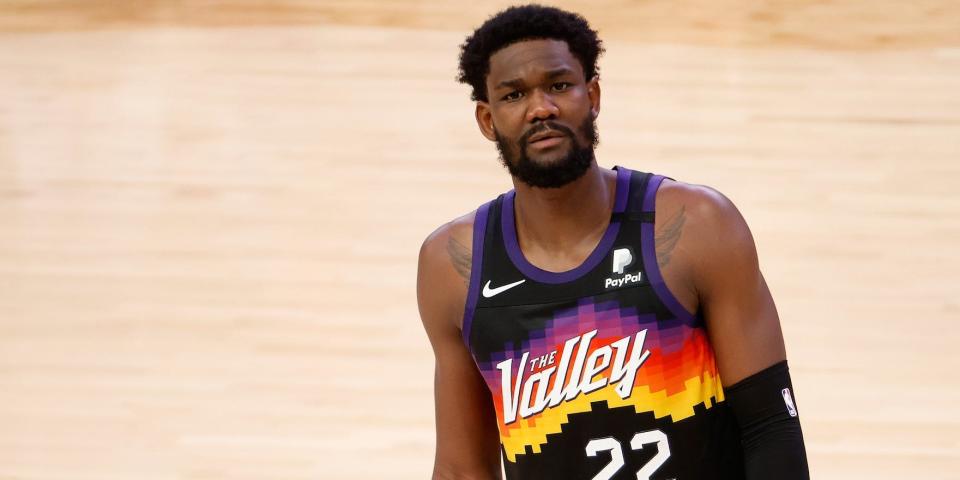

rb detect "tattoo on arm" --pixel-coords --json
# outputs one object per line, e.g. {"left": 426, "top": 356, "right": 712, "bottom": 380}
{"left": 656, "top": 206, "right": 686, "bottom": 268}
{"left": 446, "top": 236, "right": 472, "bottom": 284}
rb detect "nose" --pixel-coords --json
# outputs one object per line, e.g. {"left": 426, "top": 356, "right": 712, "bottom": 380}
{"left": 525, "top": 89, "right": 559, "bottom": 123}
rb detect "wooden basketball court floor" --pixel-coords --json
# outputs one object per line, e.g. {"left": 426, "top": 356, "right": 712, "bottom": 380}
{"left": 1, "top": 1, "right": 958, "bottom": 478}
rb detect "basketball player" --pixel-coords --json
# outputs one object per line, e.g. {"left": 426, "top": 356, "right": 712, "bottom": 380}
{"left": 417, "top": 5, "right": 809, "bottom": 479}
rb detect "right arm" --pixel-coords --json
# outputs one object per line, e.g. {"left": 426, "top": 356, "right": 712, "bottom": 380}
{"left": 417, "top": 213, "right": 503, "bottom": 480}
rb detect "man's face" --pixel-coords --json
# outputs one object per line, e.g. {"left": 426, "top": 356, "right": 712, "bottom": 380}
{"left": 476, "top": 39, "right": 601, "bottom": 188}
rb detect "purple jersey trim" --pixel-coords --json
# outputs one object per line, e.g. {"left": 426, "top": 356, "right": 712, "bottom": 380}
{"left": 640, "top": 174, "right": 698, "bottom": 321}
{"left": 461, "top": 201, "right": 491, "bottom": 345}
{"left": 502, "top": 166, "right": 631, "bottom": 285}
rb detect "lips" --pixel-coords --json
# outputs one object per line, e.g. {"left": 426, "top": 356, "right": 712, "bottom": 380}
{"left": 527, "top": 130, "right": 566, "bottom": 144}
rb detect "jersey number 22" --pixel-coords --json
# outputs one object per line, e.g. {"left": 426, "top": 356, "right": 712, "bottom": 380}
{"left": 585, "top": 429, "right": 671, "bottom": 480}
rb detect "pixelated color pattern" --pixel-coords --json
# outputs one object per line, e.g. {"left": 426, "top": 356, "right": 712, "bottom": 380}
{"left": 476, "top": 298, "right": 725, "bottom": 462}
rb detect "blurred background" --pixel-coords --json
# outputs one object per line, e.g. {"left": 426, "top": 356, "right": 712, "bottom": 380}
{"left": 1, "top": 1, "right": 958, "bottom": 478}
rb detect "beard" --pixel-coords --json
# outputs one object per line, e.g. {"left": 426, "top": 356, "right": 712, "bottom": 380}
{"left": 495, "top": 114, "right": 599, "bottom": 189}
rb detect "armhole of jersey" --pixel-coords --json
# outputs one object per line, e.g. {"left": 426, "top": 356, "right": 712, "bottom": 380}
{"left": 461, "top": 201, "right": 491, "bottom": 347}
{"left": 640, "top": 175, "right": 699, "bottom": 322}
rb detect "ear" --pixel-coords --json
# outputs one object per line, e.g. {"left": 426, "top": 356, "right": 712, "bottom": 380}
{"left": 587, "top": 75, "right": 601, "bottom": 119}
{"left": 475, "top": 101, "right": 498, "bottom": 142}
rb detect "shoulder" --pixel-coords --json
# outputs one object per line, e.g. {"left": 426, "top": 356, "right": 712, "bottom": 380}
{"left": 657, "top": 178, "right": 746, "bottom": 231}
{"left": 417, "top": 208, "right": 479, "bottom": 333}
{"left": 418, "top": 209, "right": 477, "bottom": 282}
{"left": 655, "top": 177, "right": 760, "bottom": 290}
{"left": 656, "top": 178, "right": 753, "bottom": 248}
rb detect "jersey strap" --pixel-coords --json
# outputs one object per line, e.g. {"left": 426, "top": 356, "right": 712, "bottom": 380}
{"left": 461, "top": 200, "right": 492, "bottom": 344}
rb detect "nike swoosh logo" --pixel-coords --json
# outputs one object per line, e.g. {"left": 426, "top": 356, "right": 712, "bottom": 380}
{"left": 482, "top": 279, "right": 526, "bottom": 298}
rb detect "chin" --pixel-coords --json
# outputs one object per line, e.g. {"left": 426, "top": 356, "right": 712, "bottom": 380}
{"left": 526, "top": 148, "right": 574, "bottom": 165}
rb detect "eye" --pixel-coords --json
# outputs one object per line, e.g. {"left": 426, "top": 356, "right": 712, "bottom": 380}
{"left": 502, "top": 90, "right": 523, "bottom": 101}
{"left": 552, "top": 82, "right": 572, "bottom": 92}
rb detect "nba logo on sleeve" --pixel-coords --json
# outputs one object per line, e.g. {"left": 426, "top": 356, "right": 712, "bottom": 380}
{"left": 782, "top": 388, "right": 798, "bottom": 417}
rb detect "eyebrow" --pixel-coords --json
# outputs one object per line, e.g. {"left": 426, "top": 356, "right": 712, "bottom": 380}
{"left": 494, "top": 67, "right": 576, "bottom": 91}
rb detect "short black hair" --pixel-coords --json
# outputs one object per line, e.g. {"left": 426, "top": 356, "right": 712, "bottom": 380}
{"left": 457, "top": 4, "right": 604, "bottom": 102}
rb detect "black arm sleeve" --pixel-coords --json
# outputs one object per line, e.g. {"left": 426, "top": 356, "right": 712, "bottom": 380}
{"left": 724, "top": 360, "right": 810, "bottom": 479}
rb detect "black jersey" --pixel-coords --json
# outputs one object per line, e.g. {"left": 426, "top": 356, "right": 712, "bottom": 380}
{"left": 461, "top": 166, "right": 745, "bottom": 479}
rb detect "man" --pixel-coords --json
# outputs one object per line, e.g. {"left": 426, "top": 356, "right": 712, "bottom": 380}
{"left": 417, "top": 5, "right": 809, "bottom": 479}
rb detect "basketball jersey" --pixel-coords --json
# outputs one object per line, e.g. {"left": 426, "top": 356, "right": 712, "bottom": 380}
{"left": 461, "top": 166, "right": 745, "bottom": 479}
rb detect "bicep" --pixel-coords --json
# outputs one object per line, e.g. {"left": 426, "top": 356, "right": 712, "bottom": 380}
{"left": 702, "top": 265, "right": 786, "bottom": 385}
{"left": 431, "top": 334, "right": 502, "bottom": 479}
{"left": 417, "top": 233, "right": 502, "bottom": 479}
{"left": 691, "top": 193, "right": 786, "bottom": 386}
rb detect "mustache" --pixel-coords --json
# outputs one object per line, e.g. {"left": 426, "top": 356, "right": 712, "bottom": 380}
{"left": 519, "top": 121, "right": 575, "bottom": 146}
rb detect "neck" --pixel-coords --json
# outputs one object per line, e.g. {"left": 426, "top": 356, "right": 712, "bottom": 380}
{"left": 511, "top": 162, "right": 617, "bottom": 272}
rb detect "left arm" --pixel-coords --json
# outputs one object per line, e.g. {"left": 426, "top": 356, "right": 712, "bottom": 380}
{"left": 658, "top": 181, "right": 809, "bottom": 479}
{"left": 683, "top": 185, "right": 785, "bottom": 385}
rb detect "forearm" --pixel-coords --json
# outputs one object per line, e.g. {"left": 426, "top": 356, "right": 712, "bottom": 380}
{"left": 725, "top": 360, "right": 810, "bottom": 479}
